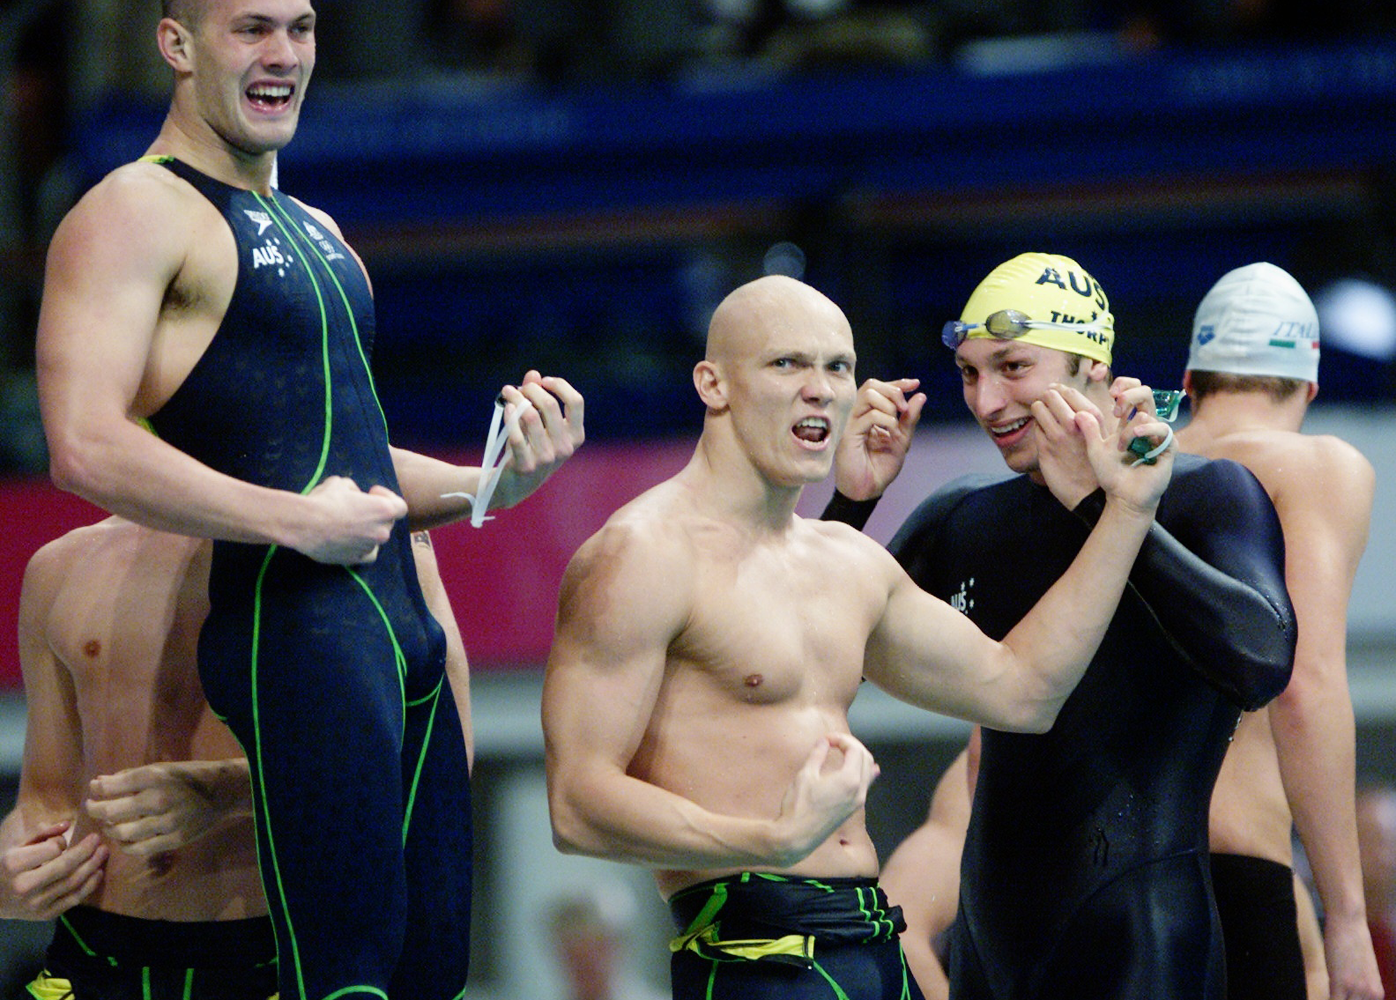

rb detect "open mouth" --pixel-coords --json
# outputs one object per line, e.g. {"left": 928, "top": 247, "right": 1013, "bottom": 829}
{"left": 793, "top": 416, "right": 831, "bottom": 445}
{"left": 247, "top": 82, "right": 295, "bottom": 113}
{"left": 989, "top": 416, "right": 1030, "bottom": 442}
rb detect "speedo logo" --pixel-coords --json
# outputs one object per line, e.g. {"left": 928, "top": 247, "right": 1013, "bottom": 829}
{"left": 243, "top": 210, "right": 274, "bottom": 236}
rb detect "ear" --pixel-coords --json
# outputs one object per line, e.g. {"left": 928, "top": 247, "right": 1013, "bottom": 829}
{"left": 1182, "top": 370, "right": 1194, "bottom": 394}
{"left": 1084, "top": 360, "right": 1112, "bottom": 386}
{"left": 157, "top": 17, "right": 194, "bottom": 73}
{"left": 693, "top": 359, "right": 728, "bottom": 411}
{"left": 1306, "top": 380, "right": 1319, "bottom": 403}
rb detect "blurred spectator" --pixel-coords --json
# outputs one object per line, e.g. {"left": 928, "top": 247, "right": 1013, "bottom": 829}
{"left": 546, "top": 886, "right": 668, "bottom": 1000}
{"left": 1358, "top": 782, "right": 1396, "bottom": 996}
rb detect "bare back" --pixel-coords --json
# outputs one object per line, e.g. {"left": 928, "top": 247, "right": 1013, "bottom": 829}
{"left": 22, "top": 519, "right": 263, "bottom": 919}
{"left": 1179, "top": 422, "right": 1372, "bottom": 861}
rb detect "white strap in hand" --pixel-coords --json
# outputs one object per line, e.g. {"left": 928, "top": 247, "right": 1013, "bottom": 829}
{"left": 442, "top": 394, "right": 533, "bottom": 527}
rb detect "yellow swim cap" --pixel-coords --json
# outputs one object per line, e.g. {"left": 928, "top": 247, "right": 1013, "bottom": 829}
{"left": 954, "top": 252, "right": 1115, "bottom": 366}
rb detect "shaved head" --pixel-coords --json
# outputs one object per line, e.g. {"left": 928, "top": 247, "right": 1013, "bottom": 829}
{"left": 706, "top": 275, "right": 850, "bottom": 365}
{"left": 162, "top": 0, "right": 202, "bottom": 25}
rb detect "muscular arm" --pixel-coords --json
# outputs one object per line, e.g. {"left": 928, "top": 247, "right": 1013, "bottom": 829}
{"left": 1, "top": 544, "right": 107, "bottom": 919}
{"left": 1266, "top": 442, "right": 1379, "bottom": 999}
{"left": 37, "top": 167, "right": 406, "bottom": 562}
{"left": 542, "top": 521, "right": 875, "bottom": 871}
{"left": 1070, "top": 457, "right": 1295, "bottom": 710}
{"left": 865, "top": 487, "right": 1160, "bottom": 732}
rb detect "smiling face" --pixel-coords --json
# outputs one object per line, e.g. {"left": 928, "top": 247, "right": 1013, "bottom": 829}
{"left": 164, "top": 0, "right": 316, "bottom": 160}
{"left": 701, "top": 276, "right": 858, "bottom": 489}
{"left": 954, "top": 337, "right": 1090, "bottom": 476}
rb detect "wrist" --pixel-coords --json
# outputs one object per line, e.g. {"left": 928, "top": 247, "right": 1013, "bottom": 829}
{"left": 823, "top": 490, "right": 880, "bottom": 529}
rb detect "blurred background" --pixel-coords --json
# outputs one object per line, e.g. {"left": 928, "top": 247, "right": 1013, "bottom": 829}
{"left": 3, "top": 0, "right": 1396, "bottom": 995}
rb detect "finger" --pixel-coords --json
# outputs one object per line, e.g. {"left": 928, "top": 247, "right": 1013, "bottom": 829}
{"left": 535, "top": 374, "right": 584, "bottom": 413}
{"left": 367, "top": 485, "right": 408, "bottom": 518}
{"left": 902, "top": 393, "right": 927, "bottom": 432}
{"left": 1029, "top": 395, "right": 1068, "bottom": 439}
{"left": 1050, "top": 384, "right": 1105, "bottom": 422}
{"left": 804, "top": 735, "right": 834, "bottom": 774}
{"left": 89, "top": 770, "right": 148, "bottom": 801}
{"left": 1108, "top": 376, "right": 1142, "bottom": 398}
{"left": 19, "top": 821, "right": 72, "bottom": 849}
{"left": 535, "top": 375, "right": 586, "bottom": 443}
{"left": 1112, "top": 385, "right": 1155, "bottom": 420}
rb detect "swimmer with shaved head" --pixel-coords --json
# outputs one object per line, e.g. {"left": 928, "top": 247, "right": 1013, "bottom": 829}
{"left": 542, "top": 274, "right": 1176, "bottom": 1000}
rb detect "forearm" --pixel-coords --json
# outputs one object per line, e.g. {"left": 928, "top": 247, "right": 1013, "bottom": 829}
{"left": 1275, "top": 679, "right": 1366, "bottom": 923}
{"left": 48, "top": 421, "right": 316, "bottom": 546}
{"left": 1072, "top": 490, "right": 1294, "bottom": 709}
{"left": 391, "top": 447, "right": 482, "bottom": 528}
{"left": 548, "top": 767, "right": 796, "bottom": 871}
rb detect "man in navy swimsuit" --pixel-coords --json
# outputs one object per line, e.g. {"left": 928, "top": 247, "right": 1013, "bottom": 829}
{"left": 33, "top": 3, "right": 583, "bottom": 999}
{"left": 825, "top": 252, "right": 1297, "bottom": 999}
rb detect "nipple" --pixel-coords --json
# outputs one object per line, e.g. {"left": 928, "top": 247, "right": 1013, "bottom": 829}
{"left": 744, "top": 674, "right": 763, "bottom": 688}
{"left": 83, "top": 640, "right": 102, "bottom": 658}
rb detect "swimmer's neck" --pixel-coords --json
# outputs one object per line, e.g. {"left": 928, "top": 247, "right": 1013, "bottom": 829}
{"left": 146, "top": 117, "right": 279, "bottom": 195}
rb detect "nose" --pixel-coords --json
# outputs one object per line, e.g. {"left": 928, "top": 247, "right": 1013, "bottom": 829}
{"left": 802, "top": 368, "right": 835, "bottom": 405}
{"left": 262, "top": 29, "right": 299, "bottom": 70}
{"left": 968, "top": 374, "right": 1008, "bottom": 422}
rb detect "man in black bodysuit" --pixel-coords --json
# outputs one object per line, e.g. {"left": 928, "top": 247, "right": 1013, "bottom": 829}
{"left": 824, "top": 252, "right": 1297, "bottom": 999}
{"left": 32, "top": 2, "right": 584, "bottom": 999}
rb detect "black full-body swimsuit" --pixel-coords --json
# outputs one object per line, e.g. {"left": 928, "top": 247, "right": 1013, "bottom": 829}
{"left": 829, "top": 454, "right": 1294, "bottom": 999}
{"left": 145, "top": 158, "right": 472, "bottom": 1000}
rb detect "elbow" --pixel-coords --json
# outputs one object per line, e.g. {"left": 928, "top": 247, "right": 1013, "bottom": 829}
{"left": 546, "top": 787, "right": 598, "bottom": 859}
{"left": 996, "top": 695, "right": 1059, "bottom": 735}
{"left": 1232, "top": 652, "right": 1294, "bottom": 712}
{"left": 46, "top": 429, "right": 105, "bottom": 501}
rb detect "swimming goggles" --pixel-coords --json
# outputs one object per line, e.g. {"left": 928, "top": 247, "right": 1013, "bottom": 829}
{"left": 1126, "top": 389, "right": 1183, "bottom": 466}
{"left": 941, "top": 308, "right": 1107, "bottom": 349}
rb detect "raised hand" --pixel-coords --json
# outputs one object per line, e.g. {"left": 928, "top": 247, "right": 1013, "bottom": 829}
{"left": 833, "top": 378, "right": 926, "bottom": 501}
{"left": 493, "top": 371, "right": 586, "bottom": 508}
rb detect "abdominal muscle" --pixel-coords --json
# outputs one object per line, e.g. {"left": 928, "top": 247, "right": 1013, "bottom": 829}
{"left": 636, "top": 679, "right": 881, "bottom": 900}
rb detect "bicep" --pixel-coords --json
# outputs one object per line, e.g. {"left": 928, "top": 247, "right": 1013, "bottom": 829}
{"left": 864, "top": 559, "right": 1005, "bottom": 722}
{"left": 542, "top": 532, "right": 688, "bottom": 774}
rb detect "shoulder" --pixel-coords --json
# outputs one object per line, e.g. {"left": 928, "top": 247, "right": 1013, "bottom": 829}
{"left": 889, "top": 472, "right": 1014, "bottom": 557}
{"left": 560, "top": 492, "right": 699, "bottom": 609}
{"left": 1198, "top": 429, "right": 1373, "bottom": 508}
{"left": 18, "top": 522, "right": 118, "bottom": 632}
{"left": 47, "top": 161, "right": 211, "bottom": 271}
{"left": 286, "top": 194, "right": 343, "bottom": 238}
{"left": 61, "top": 160, "right": 207, "bottom": 235}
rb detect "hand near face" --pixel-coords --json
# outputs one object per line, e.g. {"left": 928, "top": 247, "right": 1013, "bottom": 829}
{"left": 1044, "top": 383, "right": 1174, "bottom": 514}
{"left": 833, "top": 378, "right": 926, "bottom": 501}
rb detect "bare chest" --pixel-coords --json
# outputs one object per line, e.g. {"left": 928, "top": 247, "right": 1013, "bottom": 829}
{"left": 673, "top": 544, "right": 877, "bottom": 706}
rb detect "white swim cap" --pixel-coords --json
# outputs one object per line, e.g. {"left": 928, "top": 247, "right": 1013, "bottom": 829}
{"left": 1188, "top": 263, "right": 1319, "bottom": 382}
